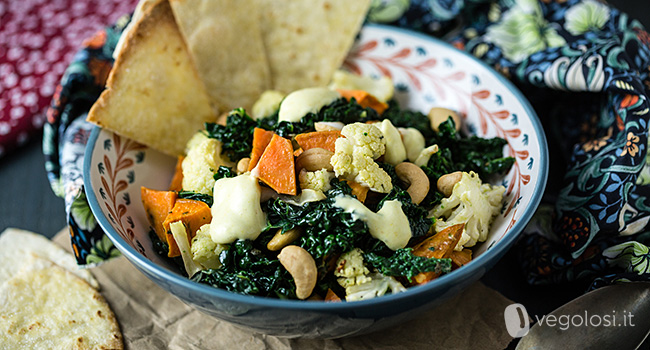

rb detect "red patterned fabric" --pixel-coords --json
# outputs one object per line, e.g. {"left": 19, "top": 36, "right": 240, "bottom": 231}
{"left": 0, "top": 0, "right": 138, "bottom": 157}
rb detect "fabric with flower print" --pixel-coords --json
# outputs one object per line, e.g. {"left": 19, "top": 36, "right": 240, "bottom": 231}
{"left": 564, "top": 0, "right": 610, "bottom": 36}
{"left": 603, "top": 241, "right": 650, "bottom": 275}
{"left": 371, "top": 0, "right": 650, "bottom": 290}
{"left": 44, "top": 0, "right": 650, "bottom": 290}
{"left": 44, "top": 16, "right": 133, "bottom": 265}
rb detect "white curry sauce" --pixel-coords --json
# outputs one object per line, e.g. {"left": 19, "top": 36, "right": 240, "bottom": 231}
{"left": 333, "top": 196, "right": 411, "bottom": 250}
{"left": 209, "top": 174, "right": 267, "bottom": 244}
{"left": 278, "top": 87, "right": 340, "bottom": 123}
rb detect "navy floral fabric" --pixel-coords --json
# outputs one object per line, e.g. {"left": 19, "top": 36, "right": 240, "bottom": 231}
{"left": 45, "top": 0, "right": 650, "bottom": 289}
{"left": 43, "top": 15, "right": 131, "bottom": 265}
{"left": 369, "top": 0, "right": 650, "bottom": 289}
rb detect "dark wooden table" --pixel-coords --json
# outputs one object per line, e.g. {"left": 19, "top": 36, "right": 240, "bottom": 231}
{"left": 0, "top": 2, "right": 648, "bottom": 348}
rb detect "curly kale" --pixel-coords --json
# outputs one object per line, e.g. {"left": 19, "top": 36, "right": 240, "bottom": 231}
{"left": 212, "top": 165, "right": 236, "bottom": 181}
{"left": 419, "top": 118, "right": 515, "bottom": 208}
{"left": 429, "top": 118, "right": 515, "bottom": 178}
{"left": 455, "top": 136, "right": 514, "bottom": 175}
{"left": 264, "top": 179, "right": 368, "bottom": 263}
{"left": 363, "top": 247, "right": 452, "bottom": 282}
{"left": 191, "top": 239, "right": 296, "bottom": 298}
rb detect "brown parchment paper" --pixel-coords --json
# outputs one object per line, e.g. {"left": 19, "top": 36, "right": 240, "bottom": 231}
{"left": 53, "top": 229, "right": 515, "bottom": 349}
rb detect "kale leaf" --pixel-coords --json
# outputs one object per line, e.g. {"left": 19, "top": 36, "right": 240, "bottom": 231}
{"left": 419, "top": 118, "right": 515, "bottom": 208}
{"left": 363, "top": 248, "right": 452, "bottom": 282}
{"left": 429, "top": 119, "right": 515, "bottom": 178}
{"left": 455, "top": 136, "right": 515, "bottom": 175}
{"left": 264, "top": 179, "right": 368, "bottom": 263}
{"left": 191, "top": 239, "right": 296, "bottom": 298}
{"left": 213, "top": 165, "right": 236, "bottom": 181}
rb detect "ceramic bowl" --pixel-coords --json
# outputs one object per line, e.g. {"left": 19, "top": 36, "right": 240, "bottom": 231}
{"left": 84, "top": 24, "right": 548, "bottom": 338}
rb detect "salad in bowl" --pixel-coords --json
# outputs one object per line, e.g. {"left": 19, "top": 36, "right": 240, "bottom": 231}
{"left": 141, "top": 70, "right": 513, "bottom": 302}
{"left": 84, "top": 23, "right": 547, "bottom": 337}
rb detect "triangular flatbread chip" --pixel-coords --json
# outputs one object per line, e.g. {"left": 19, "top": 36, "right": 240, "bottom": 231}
{"left": 112, "top": 0, "right": 162, "bottom": 59}
{"left": 87, "top": 0, "right": 217, "bottom": 156}
{"left": 255, "top": 0, "right": 370, "bottom": 93}
{"left": 169, "top": 0, "right": 271, "bottom": 111}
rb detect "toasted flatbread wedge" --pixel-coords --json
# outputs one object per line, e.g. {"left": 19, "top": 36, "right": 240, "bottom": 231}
{"left": 87, "top": 0, "right": 217, "bottom": 156}
{"left": 169, "top": 0, "right": 271, "bottom": 111}
{"left": 255, "top": 0, "right": 370, "bottom": 93}
{"left": 112, "top": 0, "right": 163, "bottom": 59}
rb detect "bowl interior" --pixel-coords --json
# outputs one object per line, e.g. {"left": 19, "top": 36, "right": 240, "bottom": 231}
{"left": 84, "top": 24, "right": 548, "bottom": 304}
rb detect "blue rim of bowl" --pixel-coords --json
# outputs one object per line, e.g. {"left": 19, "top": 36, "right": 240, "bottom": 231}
{"left": 84, "top": 23, "right": 548, "bottom": 312}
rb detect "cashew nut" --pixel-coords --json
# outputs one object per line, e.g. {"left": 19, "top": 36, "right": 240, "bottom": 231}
{"left": 237, "top": 157, "right": 251, "bottom": 174}
{"left": 428, "top": 107, "right": 461, "bottom": 132}
{"left": 314, "top": 121, "right": 345, "bottom": 132}
{"left": 277, "top": 245, "right": 317, "bottom": 299}
{"left": 267, "top": 227, "right": 302, "bottom": 251}
{"left": 437, "top": 171, "right": 462, "bottom": 197}
{"left": 295, "top": 148, "right": 334, "bottom": 172}
{"left": 395, "top": 162, "right": 430, "bottom": 205}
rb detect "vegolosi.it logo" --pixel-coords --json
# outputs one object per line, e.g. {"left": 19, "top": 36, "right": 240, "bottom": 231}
{"left": 504, "top": 303, "right": 636, "bottom": 339}
{"left": 504, "top": 303, "right": 531, "bottom": 338}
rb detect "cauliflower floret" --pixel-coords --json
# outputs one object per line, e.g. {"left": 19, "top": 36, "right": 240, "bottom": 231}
{"left": 430, "top": 171, "right": 506, "bottom": 250}
{"left": 340, "top": 122, "right": 386, "bottom": 158}
{"left": 190, "top": 224, "right": 228, "bottom": 270}
{"left": 299, "top": 168, "right": 335, "bottom": 192}
{"left": 181, "top": 133, "right": 233, "bottom": 195}
{"left": 334, "top": 248, "right": 371, "bottom": 288}
{"left": 251, "top": 90, "right": 285, "bottom": 119}
{"left": 345, "top": 272, "right": 406, "bottom": 302}
{"left": 184, "top": 131, "right": 208, "bottom": 153}
{"left": 329, "top": 70, "right": 394, "bottom": 102}
{"left": 330, "top": 123, "right": 393, "bottom": 193}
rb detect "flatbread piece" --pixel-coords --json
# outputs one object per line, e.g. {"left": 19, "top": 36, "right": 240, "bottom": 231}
{"left": 87, "top": 0, "right": 217, "bottom": 156}
{"left": 0, "top": 266, "right": 122, "bottom": 350}
{"left": 169, "top": 0, "right": 271, "bottom": 111}
{"left": 255, "top": 0, "right": 370, "bottom": 93}
{"left": 0, "top": 228, "right": 98, "bottom": 288}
